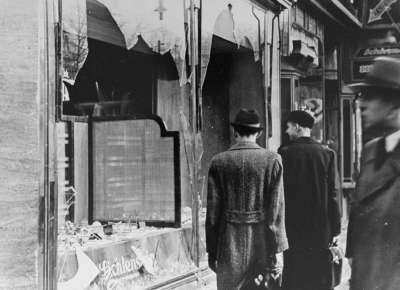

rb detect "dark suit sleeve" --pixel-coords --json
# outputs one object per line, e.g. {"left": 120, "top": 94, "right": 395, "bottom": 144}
{"left": 328, "top": 150, "right": 342, "bottom": 237}
{"left": 346, "top": 148, "right": 368, "bottom": 257}
{"left": 206, "top": 161, "right": 223, "bottom": 260}
{"left": 266, "top": 156, "right": 289, "bottom": 253}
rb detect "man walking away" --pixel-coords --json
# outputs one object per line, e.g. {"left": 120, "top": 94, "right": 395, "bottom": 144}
{"left": 347, "top": 56, "right": 400, "bottom": 290}
{"left": 279, "top": 110, "right": 341, "bottom": 290}
{"left": 206, "top": 109, "right": 288, "bottom": 289}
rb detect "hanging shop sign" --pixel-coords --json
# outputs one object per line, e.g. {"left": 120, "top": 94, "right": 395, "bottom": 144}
{"left": 352, "top": 44, "right": 400, "bottom": 80}
{"left": 366, "top": 0, "right": 400, "bottom": 26}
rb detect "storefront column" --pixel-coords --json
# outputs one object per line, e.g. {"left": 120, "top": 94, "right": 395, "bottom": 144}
{"left": 39, "top": 0, "right": 59, "bottom": 288}
{"left": 190, "top": 0, "right": 200, "bottom": 267}
{"left": 0, "top": 0, "right": 46, "bottom": 288}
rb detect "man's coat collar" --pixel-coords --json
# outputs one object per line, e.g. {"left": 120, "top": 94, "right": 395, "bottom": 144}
{"left": 229, "top": 141, "right": 262, "bottom": 151}
{"left": 354, "top": 139, "right": 400, "bottom": 204}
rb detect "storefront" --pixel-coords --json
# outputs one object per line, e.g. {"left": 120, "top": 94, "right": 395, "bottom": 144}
{"left": 279, "top": 0, "right": 363, "bottom": 191}
{"left": 344, "top": 0, "right": 400, "bottom": 188}
{"left": 42, "top": 0, "right": 291, "bottom": 289}
{"left": 280, "top": 5, "right": 325, "bottom": 145}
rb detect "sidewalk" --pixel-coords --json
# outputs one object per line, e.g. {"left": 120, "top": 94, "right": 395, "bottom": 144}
{"left": 335, "top": 216, "right": 351, "bottom": 290}
{"left": 197, "top": 217, "right": 351, "bottom": 290}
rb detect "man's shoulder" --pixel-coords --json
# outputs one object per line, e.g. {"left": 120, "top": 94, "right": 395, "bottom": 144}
{"left": 361, "top": 137, "right": 380, "bottom": 160}
{"left": 211, "top": 148, "right": 280, "bottom": 162}
{"left": 364, "top": 137, "right": 380, "bottom": 149}
{"left": 279, "top": 141, "right": 335, "bottom": 157}
{"left": 279, "top": 141, "right": 323, "bottom": 151}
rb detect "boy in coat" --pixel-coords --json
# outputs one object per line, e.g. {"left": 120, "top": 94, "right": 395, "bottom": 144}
{"left": 347, "top": 56, "right": 400, "bottom": 290}
{"left": 206, "top": 109, "right": 288, "bottom": 289}
{"left": 278, "top": 110, "right": 342, "bottom": 290}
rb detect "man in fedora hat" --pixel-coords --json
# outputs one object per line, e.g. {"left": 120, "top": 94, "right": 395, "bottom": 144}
{"left": 279, "top": 110, "right": 342, "bottom": 290}
{"left": 206, "top": 108, "right": 288, "bottom": 289}
{"left": 346, "top": 56, "right": 400, "bottom": 290}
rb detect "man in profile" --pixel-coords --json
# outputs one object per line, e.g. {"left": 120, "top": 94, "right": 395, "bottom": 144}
{"left": 279, "top": 110, "right": 341, "bottom": 290}
{"left": 347, "top": 56, "right": 400, "bottom": 290}
{"left": 206, "top": 108, "right": 288, "bottom": 289}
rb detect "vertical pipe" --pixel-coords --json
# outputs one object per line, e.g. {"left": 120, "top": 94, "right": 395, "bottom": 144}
{"left": 56, "top": 0, "right": 63, "bottom": 120}
{"left": 321, "top": 34, "right": 326, "bottom": 143}
{"left": 43, "top": 2, "right": 50, "bottom": 288}
{"left": 198, "top": 0, "right": 203, "bottom": 131}
{"left": 189, "top": 0, "right": 199, "bottom": 267}
{"left": 264, "top": 12, "right": 271, "bottom": 148}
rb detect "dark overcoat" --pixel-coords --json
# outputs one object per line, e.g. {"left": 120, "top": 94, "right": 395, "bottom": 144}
{"left": 278, "top": 137, "right": 341, "bottom": 290}
{"left": 206, "top": 141, "right": 288, "bottom": 290}
{"left": 278, "top": 137, "right": 342, "bottom": 251}
{"left": 346, "top": 138, "right": 400, "bottom": 290}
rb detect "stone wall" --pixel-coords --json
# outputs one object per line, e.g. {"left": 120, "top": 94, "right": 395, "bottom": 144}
{"left": 0, "top": 0, "right": 40, "bottom": 289}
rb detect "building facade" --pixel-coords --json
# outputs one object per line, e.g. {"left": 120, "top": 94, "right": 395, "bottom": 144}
{"left": 2, "top": 0, "right": 389, "bottom": 289}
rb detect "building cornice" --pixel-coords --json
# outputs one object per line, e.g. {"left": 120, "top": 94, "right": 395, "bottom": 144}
{"left": 330, "top": 0, "right": 362, "bottom": 27}
{"left": 252, "top": 0, "right": 292, "bottom": 13}
{"left": 307, "top": 0, "right": 362, "bottom": 30}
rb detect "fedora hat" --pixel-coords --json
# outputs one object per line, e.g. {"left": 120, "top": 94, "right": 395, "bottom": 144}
{"left": 349, "top": 56, "right": 400, "bottom": 92}
{"left": 231, "top": 109, "right": 263, "bottom": 132}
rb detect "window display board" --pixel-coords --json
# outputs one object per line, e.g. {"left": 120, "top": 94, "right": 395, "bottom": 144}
{"left": 57, "top": 225, "right": 207, "bottom": 290}
{"left": 89, "top": 115, "right": 181, "bottom": 227}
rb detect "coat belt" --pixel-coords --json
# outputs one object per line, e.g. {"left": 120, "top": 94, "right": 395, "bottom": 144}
{"left": 224, "top": 210, "right": 265, "bottom": 224}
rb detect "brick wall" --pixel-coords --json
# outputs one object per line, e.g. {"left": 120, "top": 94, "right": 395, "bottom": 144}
{"left": 0, "top": 1, "right": 40, "bottom": 289}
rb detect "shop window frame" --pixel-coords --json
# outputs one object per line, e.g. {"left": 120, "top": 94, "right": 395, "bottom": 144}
{"left": 88, "top": 114, "right": 182, "bottom": 228}
{"left": 340, "top": 95, "right": 357, "bottom": 188}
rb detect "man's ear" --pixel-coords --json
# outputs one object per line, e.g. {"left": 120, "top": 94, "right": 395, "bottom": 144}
{"left": 388, "top": 105, "right": 400, "bottom": 122}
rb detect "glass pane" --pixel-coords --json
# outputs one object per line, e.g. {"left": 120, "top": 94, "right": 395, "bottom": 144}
{"left": 92, "top": 119, "right": 176, "bottom": 223}
{"left": 57, "top": 122, "right": 73, "bottom": 231}
{"left": 342, "top": 99, "right": 352, "bottom": 180}
{"left": 62, "top": 0, "right": 88, "bottom": 81}
{"left": 294, "top": 77, "right": 324, "bottom": 143}
{"left": 281, "top": 78, "right": 292, "bottom": 145}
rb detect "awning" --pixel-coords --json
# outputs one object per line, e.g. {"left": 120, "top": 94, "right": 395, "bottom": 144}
{"left": 290, "top": 26, "right": 320, "bottom": 66}
{"left": 292, "top": 40, "right": 318, "bottom": 62}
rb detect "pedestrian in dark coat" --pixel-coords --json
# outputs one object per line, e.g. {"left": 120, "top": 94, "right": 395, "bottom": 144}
{"left": 346, "top": 56, "right": 400, "bottom": 290}
{"left": 206, "top": 109, "right": 288, "bottom": 290}
{"left": 278, "top": 110, "right": 342, "bottom": 290}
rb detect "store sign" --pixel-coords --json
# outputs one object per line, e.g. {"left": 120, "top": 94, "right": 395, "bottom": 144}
{"left": 367, "top": 0, "right": 400, "bottom": 25}
{"left": 368, "top": 0, "right": 397, "bottom": 23}
{"left": 97, "top": 255, "right": 144, "bottom": 288}
{"left": 352, "top": 60, "right": 374, "bottom": 80}
{"left": 88, "top": 243, "right": 150, "bottom": 289}
{"left": 353, "top": 45, "right": 400, "bottom": 80}
{"left": 356, "top": 46, "right": 400, "bottom": 57}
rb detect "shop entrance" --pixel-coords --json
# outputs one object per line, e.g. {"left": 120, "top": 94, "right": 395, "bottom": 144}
{"left": 201, "top": 35, "right": 265, "bottom": 178}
